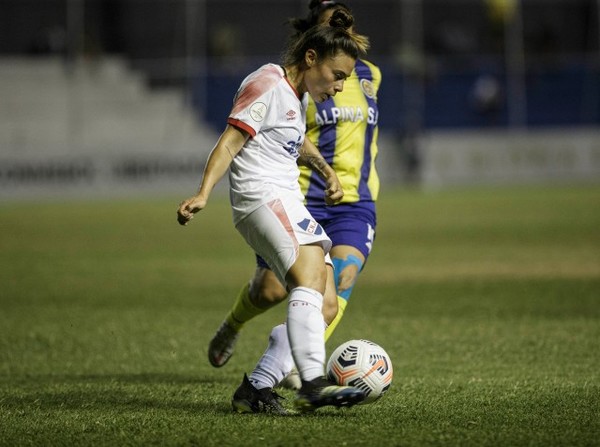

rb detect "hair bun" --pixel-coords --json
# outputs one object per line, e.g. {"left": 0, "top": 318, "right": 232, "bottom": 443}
{"left": 308, "top": 0, "right": 322, "bottom": 10}
{"left": 329, "top": 9, "right": 354, "bottom": 29}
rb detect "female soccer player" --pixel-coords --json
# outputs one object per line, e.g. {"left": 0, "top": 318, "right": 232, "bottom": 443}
{"left": 178, "top": 9, "right": 370, "bottom": 413}
{"left": 206, "top": 0, "right": 382, "bottom": 413}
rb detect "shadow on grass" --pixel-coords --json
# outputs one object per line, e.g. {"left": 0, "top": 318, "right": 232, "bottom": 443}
{"left": 1, "top": 372, "right": 235, "bottom": 414}
{"left": 1, "top": 373, "right": 366, "bottom": 418}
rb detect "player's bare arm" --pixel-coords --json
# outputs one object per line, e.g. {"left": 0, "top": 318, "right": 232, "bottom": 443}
{"left": 298, "top": 138, "right": 344, "bottom": 205}
{"left": 177, "top": 125, "right": 249, "bottom": 225}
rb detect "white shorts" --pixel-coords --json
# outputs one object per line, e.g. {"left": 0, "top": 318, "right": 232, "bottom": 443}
{"left": 235, "top": 195, "right": 332, "bottom": 286}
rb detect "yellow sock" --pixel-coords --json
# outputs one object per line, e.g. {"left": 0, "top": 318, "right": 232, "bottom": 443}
{"left": 324, "top": 296, "right": 348, "bottom": 342}
{"left": 225, "top": 282, "right": 267, "bottom": 331}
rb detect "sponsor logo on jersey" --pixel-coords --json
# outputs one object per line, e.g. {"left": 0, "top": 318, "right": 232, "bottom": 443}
{"left": 286, "top": 109, "right": 297, "bottom": 121}
{"left": 283, "top": 134, "right": 302, "bottom": 158}
{"left": 249, "top": 102, "right": 267, "bottom": 122}
{"left": 314, "top": 106, "right": 378, "bottom": 125}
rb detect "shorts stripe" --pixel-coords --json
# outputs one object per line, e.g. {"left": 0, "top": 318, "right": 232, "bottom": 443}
{"left": 267, "top": 198, "right": 299, "bottom": 259}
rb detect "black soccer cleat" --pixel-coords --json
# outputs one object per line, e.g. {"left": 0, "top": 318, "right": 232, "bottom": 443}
{"left": 231, "top": 373, "right": 288, "bottom": 415}
{"left": 294, "top": 376, "right": 366, "bottom": 413}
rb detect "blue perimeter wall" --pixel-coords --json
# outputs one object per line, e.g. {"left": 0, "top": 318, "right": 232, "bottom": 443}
{"left": 193, "top": 61, "right": 600, "bottom": 133}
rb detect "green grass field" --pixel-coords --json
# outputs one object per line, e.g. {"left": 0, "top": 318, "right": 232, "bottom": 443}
{"left": 1, "top": 184, "right": 599, "bottom": 446}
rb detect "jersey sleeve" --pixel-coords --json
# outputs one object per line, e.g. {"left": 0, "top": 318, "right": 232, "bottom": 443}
{"left": 370, "top": 63, "right": 382, "bottom": 97}
{"left": 227, "top": 67, "right": 280, "bottom": 137}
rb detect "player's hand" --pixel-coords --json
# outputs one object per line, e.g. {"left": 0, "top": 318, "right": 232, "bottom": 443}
{"left": 324, "top": 178, "right": 344, "bottom": 205}
{"left": 177, "top": 195, "right": 207, "bottom": 226}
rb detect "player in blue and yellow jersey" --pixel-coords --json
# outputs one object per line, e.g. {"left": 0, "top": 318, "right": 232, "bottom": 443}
{"left": 300, "top": 52, "right": 380, "bottom": 336}
{"left": 207, "top": 0, "right": 381, "bottom": 410}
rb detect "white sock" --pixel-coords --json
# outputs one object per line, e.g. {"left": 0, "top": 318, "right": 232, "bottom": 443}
{"left": 286, "top": 286, "right": 326, "bottom": 382}
{"left": 248, "top": 324, "right": 294, "bottom": 390}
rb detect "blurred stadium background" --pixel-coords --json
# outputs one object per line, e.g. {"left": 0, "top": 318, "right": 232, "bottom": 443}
{"left": 0, "top": 0, "right": 599, "bottom": 200}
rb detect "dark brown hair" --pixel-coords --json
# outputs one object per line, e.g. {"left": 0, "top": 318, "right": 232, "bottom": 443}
{"left": 281, "top": 9, "right": 369, "bottom": 67}
{"left": 289, "top": 0, "right": 353, "bottom": 38}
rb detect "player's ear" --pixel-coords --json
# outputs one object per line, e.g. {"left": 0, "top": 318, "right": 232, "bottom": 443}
{"left": 305, "top": 49, "right": 317, "bottom": 68}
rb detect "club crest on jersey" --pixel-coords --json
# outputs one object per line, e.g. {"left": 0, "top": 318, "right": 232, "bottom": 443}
{"left": 297, "top": 218, "right": 323, "bottom": 235}
{"left": 250, "top": 102, "right": 267, "bottom": 122}
{"left": 360, "top": 78, "right": 375, "bottom": 99}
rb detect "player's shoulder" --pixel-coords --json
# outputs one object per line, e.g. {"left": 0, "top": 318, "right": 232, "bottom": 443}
{"left": 255, "top": 63, "right": 285, "bottom": 81}
{"left": 355, "top": 59, "right": 382, "bottom": 80}
{"left": 240, "top": 63, "right": 285, "bottom": 91}
{"left": 232, "top": 64, "right": 286, "bottom": 116}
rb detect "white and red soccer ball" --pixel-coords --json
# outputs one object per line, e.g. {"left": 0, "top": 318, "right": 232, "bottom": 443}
{"left": 326, "top": 339, "right": 393, "bottom": 404}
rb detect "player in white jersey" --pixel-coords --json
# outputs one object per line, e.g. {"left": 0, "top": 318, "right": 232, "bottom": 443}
{"left": 227, "top": 63, "right": 330, "bottom": 282}
{"left": 227, "top": 63, "right": 307, "bottom": 223}
{"left": 177, "top": 9, "right": 370, "bottom": 413}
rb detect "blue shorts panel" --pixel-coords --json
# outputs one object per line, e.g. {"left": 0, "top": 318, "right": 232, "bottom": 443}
{"left": 256, "top": 254, "right": 270, "bottom": 269}
{"left": 308, "top": 202, "right": 377, "bottom": 261}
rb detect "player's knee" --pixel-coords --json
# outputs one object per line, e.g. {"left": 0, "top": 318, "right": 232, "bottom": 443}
{"left": 285, "top": 265, "right": 327, "bottom": 294}
{"left": 338, "top": 264, "right": 359, "bottom": 293}
{"left": 260, "top": 283, "right": 287, "bottom": 304}
{"left": 286, "top": 246, "right": 328, "bottom": 293}
{"left": 250, "top": 277, "right": 287, "bottom": 306}
{"left": 333, "top": 254, "right": 364, "bottom": 301}
{"left": 248, "top": 267, "right": 287, "bottom": 307}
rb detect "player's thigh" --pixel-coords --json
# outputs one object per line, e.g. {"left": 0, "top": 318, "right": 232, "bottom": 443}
{"left": 285, "top": 244, "right": 328, "bottom": 293}
{"left": 237, "top": 197, "right": 331, "bottom": 288}
{"left": 322, "top": 208, "right": 375, "bottom": 264}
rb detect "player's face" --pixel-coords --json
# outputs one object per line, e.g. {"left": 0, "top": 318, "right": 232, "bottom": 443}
{"left": 305, "top": 51, "right": 355, "bottom": 103}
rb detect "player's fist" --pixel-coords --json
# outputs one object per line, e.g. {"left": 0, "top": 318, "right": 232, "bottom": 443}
{"left": 177, "top": 196, "right": 207, "bottom": 226}
{"left": 324, "top": 177, "right": 344, "bottom": 205}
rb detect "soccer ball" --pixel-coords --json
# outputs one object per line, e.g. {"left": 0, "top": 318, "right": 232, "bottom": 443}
{"left": 326, "top": 339, "right": 393, "bottom": 404}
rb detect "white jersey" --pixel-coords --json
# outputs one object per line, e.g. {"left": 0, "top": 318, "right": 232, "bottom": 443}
{"left": 227, "top": 64, "right": 307, "bottom": 225}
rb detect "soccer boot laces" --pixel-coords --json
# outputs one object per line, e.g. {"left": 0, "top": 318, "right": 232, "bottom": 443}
{"left": 231, "top": 373, "right": 288, "bottom": 415}
{"left": 294, "top": 376, "right": 366, "bottom": 413}
{"left": 208, "top": 320, "right": 239, "bottom": 367}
